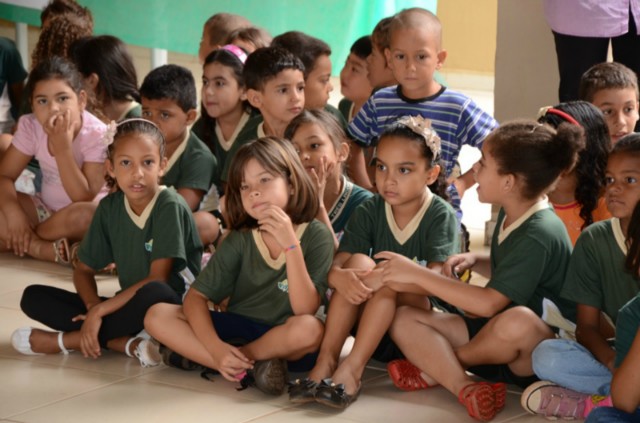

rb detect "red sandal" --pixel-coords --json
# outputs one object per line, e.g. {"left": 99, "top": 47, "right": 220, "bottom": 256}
{"left": 458, "top": 382, "right": 498, "bottom": 422}
{"left": 387, "top": 359, "right": 431, "bottom": 391}
{"left": 480, "top": 382, "right": 506, "bottom": 412}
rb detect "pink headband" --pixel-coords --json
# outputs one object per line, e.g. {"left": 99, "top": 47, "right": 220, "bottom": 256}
{"left": 221, "top": 44, "right": 248, "bottom": 64}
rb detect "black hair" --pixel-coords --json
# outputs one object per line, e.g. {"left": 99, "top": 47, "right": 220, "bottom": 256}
{"left": 243, "top": 46, "right": 305, "bottom": 91}
{"left": 350, "top": 35, "right": 372, "bottom": 60}
{"left": 105, "top": 119, "right": 166, "bottom": 189}
{"left": 199, "top": 48, "right": 249, "bottom": 143}
{"left": 271, "top": 31, "right": 331, "bottom": 79}
{"left": 139, "top": 64, "right": 197, "bottom": 112}
{"left": 538, "top": 101, "right": 610, "bottom": 229}
{"left": 69, "top": 35, "right": 139, "bottom": 113}
{"left": 579, "top": 62, "right": 640, "bottom": 102}
{"left": 489, "top": 120, "right": 585, "bottom": 200}
{"left": 377, "top": 122, "right": 448, "bottom": 201}
{"left": 25, "top": 56, "right": 84, "bottom": 103}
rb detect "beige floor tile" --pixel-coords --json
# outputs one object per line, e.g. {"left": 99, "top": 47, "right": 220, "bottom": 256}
{"left": 0, "top": 357, "right": 124, "bottom": 420}
{"left": 10, "top": 378, "right": 283, "bottom": 423}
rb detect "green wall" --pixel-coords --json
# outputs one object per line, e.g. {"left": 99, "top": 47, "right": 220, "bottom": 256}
{"left": 0, "top": 0, "right": 437, "bottom": 74}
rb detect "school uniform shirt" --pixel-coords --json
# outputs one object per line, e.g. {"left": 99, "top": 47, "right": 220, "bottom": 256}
{"left": 561, "top": 218, "right": 640, "bottom": 325}
{"left": 615, "top": 293, "right": 640, "bottom": 367}
{"left": 338, "top": 188, "right": 459, "bottom": 264}
{"left": 325, "top": 104, "right": 349, "bottom": 131}
{"left": 330, "top": 176, "right": 373, "bottom": 236}
{"left": 162, "top": 131, "right": 217, "bottom": 197}
{"left": 117, "top": 101, "right": 142, "bottom": 121}
{"left": 191, "top": 219, "right": 334, "bottom": 326}
{"left": 77, "top": 187, "right": 202, "bottom": 295}
{"left": 488, "top": 200, "right": 576, "bottom": 321}
{"left": 338, "top": 98, "right": 355, "bottom": 123}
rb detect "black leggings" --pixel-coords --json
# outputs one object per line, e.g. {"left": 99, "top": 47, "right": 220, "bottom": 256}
{"left": 20, "top": 282, "right": 181, "bottom": 348}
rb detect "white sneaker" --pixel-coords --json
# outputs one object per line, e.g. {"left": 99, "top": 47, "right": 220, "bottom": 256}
{"left": 134, "top": 338, "right": 162, "bottom": 368}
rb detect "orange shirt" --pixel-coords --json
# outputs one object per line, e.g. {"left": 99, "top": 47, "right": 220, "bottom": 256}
{"left": 552, "top": 197, "right": 611, "bottom": 246}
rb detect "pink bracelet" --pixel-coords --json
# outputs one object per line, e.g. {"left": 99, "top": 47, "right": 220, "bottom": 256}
{"left": 284, "top": 243, "right": 298, "bottom": 253}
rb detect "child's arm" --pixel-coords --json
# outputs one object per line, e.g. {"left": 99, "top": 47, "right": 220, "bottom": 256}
{"left": 329, "top": 251, "right": 373, "bottom": 305}
{"left": 453, "top": 169, "right": 476, "bottom": 200}
{"left": 259, "top": 205, "right": 321, "bottom": 314}
{"left": 0, "top": 146, "right": 36, "bottom": 255}
{"left": 346, "top": 143, "right": 374, "bottom": 191}
{"left": 183, "top": 287, "right": 253, "bottom": 380}
{"left": 575, "top": 303, "right": 616, "bottom": 371}
{"left": 176, "top": 188, "right": 205, "bottom": 212}
{"left": 611, "top": 328, "right": 640, "bottom": 413}
{"left": 443, "top": 251, "right": 492, "bottom": 279}
{"left": 45, "top": 111, "right": 104, "bottom": 201}
{"left": 375, "top": 251, "right": 511, "bottom": 317}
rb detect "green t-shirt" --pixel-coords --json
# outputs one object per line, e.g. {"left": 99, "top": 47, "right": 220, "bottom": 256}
{"left": 562, "top": 219, "right": 640, "bottom": 324}
{"left": 78, "top": 187, "right": 202, "bottom": 295}
{"left": 488, "top": 205, "right": 575, "bottom": 320}
{"left": 331, "top": 177, "right": 373, "bottom": 236}
{"left": 162, "top": 131, "right": 217, "bottom": 196}
{"left": 338, "top": 191, "right": 459, "bottom": 265}
{"left": 192, "top": 112, "right": 261, "bottom": 185}
{"left": 338, "top": 98, "right": 354, "bottom": 123}
{"left": 191, "top": 219, "right": 334, "bottom": 326}
{"left": 615, "top": 293, "right": 640, "bottom": 367}
{"left": 120, "top": 103, "right": 142, "bottom": 121}
{"left": 325, "top": 104, "right": 348, "bottom": 132}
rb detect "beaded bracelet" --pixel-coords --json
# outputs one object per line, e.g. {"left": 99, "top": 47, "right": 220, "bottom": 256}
{"left": 284, "top": 243, "right": 298, "bottom": 253}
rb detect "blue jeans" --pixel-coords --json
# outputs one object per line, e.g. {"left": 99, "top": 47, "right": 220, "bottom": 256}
{"left": 532, "top": 339, "right": 611, "bottom": 395}
{"left": 586, "top": 407, "right": 640, "bottom": 423}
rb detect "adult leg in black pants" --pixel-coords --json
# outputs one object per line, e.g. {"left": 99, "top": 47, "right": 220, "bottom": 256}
{"left": 16, "top": 281, "right": 180, "bottom": 356}
{"left": 612, "top": 14, "right": 640, "bottom": 132}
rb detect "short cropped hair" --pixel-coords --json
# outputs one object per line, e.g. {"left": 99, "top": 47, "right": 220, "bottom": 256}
{"left": 271, "top": 31, "right": 331, "bottom": 79}
{"left": 226, "top": 26, "right": 272, "bottom": 50}
{"left": 225, "top": 136, "right": 319, "bottom": 230}
{"left": 579, "top": 62, "right": 640, "bottom": 102}
{"left": 371, "top": 16, "right": 393, "bottom": 53}
{"left": 350, "top": 36, "right": 372, "bottom": 60}
{"left": 243, "top": 46, "right": 305, "bottom": 91}
{"left": 139, "top": 64, "right": 197, "bottom": 112}
{"left": 203, "top": 13, "right": 251, "bottom": 47}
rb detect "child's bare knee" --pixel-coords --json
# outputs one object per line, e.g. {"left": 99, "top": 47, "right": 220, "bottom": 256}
{"left": 492, "top": 306, "right": 550, "bottom": 344}
{"left": 343, "top": 253, "right": 375, "bottom": 270}
{"left": 287, "top": 315, "right": 324, "bottom": 349}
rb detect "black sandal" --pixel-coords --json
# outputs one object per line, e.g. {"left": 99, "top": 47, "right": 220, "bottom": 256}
{"left": 314, "top": 378, "right": 361, "bottom": 409}
{"left": 288, "top": 377, "right": 318, "bottom": 404}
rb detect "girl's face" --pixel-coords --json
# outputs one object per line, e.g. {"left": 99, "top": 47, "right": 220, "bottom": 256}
{"left": 340, "top": 53, "right": 373, "bottom": 104}
{"left": 107, "top": 133, "right": 167, "bottom": 213}
{"left": 604, "top": 152, "right": 640, "bottom": 227}
{"left": 290, "top": 122, "right": 346, "bottom": 178}
{"left": 240, "top": 158, "right": 291, "bottom": 220}
{"left": 472, "top": 139, "right": 508, "bottom": 204}
{"left": 304, "top": 54, "right": 333, "bottom": 110}
{"left": 201, "top": 62, "right": 246, "bottom": 119}
{"left": 375, "top": 135, "right": 439, "bottom": 209}
{"left": 31, "top": 78, "right": 86, "bottom": 130}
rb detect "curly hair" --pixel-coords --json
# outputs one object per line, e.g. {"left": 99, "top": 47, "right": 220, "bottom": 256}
{"left": 32, "top": 13, "right": 92, "bottom": 70}
{"left": 538, "top": 101, "right": 610, "bottom": 229}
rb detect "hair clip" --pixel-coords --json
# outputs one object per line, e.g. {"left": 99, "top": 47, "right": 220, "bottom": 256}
{"left": 221, "top": 44, "right": 248, "bottom": 64}
{"left": 537, "top": 106, "right": 581, "bottom": 127}
{"left": 397, "top": 115, "right": 441, "bottom": 158}
{"left": 101, "top": 120, "right": 117, "bottom": 146}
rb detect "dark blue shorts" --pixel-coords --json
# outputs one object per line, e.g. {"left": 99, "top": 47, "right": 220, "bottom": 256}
{"left": 209, "top": 311, "right": 318, "bottom": 373}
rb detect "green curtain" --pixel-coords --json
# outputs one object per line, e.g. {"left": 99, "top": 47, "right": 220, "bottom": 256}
{"left": 0, "top": 0, "right": 437, "bottom": 75}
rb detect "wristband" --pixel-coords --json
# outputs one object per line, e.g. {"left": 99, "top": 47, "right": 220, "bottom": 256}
{"left": 284, "top": 243, "right": 298, "bottom": 253}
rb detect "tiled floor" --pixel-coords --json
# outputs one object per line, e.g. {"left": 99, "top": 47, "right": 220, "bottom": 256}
{"left": 0, "top": 77, "right": 545, "bottom": 422}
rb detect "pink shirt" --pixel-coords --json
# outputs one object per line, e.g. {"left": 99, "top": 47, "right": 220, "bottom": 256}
{"left": 544, "top": 0, "right": 640, "bottom": 37}
{"left": 12, "top": 110, "right": 108, "bottom": 211}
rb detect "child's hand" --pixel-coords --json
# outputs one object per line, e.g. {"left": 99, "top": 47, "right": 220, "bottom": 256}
{"left": 78, "top": 308, "right": 102, "bottom": 359}
{"left": 257, "top": 205, "right": 297, "bottom": 250}
{"left": 374, "top": 251, "right": 426, "bottom": 286}
{"left": 5, "top": 210, "right": 35, "bottom": 257}
{"left": 309, "top": 156, "right": 333, "bottom": 202}
{"left": 360, "top": 267, "right": 384, "bottom": 291}
{"left": 211, "top": 343, "right": 254, "bottom": 382}
{"left": 330, "top": 267, "right": 373, "bottom": 305}
{"left": 44, "top": 110, "right": 75, "bottom": 156}
{"left": 442, "top": 253, "right": 476, "bottom": 278}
